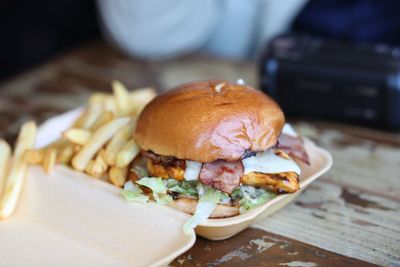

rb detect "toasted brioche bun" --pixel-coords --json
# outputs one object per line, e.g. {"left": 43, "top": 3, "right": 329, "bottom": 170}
{"left": 168, "top": 197, "right": 240, "bottom": 218}
{"left": 135, "top": 80, "right": 284, "bottom": 162}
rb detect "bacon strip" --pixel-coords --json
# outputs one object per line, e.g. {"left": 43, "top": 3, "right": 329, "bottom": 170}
{"left": 199, "top": 160, "right": 243, "bottom": 194}
{"left": 278, "top": 133, "right": 310, "bottom": 164}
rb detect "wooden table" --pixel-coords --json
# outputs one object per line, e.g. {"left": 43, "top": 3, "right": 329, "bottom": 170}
{"left": 1, "top": 42, "right": 399, "bottom": 266}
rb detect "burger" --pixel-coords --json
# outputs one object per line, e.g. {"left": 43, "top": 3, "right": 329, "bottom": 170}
{"left": 121, "top": 80, "right": 309, "bottom": 232}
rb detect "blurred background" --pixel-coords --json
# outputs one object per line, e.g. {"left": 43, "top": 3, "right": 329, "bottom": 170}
{"left": 1, "top": 0, "right": 400, "bottom": 129}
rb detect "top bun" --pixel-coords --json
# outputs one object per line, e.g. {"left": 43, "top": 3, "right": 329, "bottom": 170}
{"left": 134, "top": 80, "right": 285, "bottom": 162}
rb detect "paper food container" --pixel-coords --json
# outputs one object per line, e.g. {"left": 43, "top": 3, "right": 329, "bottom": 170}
{"left": 0, "top": 109, "right": 332, "bottom": 266}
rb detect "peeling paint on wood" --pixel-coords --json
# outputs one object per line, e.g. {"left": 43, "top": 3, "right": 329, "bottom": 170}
{"left": 249, "top": 239, "right": 275, "bottom": 253}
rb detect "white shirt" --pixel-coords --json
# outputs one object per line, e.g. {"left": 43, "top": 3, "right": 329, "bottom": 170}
{"left": 97, "top": 0, "right": 307, "bottom": 60}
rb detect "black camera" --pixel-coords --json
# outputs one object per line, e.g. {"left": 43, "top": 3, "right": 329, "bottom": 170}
{"left": 259, "top": 34, "right": 400, "bottom": 130}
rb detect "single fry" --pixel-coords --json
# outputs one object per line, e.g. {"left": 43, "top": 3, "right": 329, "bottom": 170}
{"left": 57, "top": 144, "right": 75, "bottom": 164}
{"left": 83, "top": 104, "right": 103, "bottom": 129}
{"left": 85, "top": 160, "right": 101, "bottom": 178}
{"left": 42, "top": 147, "right": 57, "bottom": 173}
{"left": 71, "top": 117, "right": 130, "bottom": 171}
{"left": 73, "top": 104, "right": 102, "bottom": 129}
{"left": 85, "top": 160, "right": 97, "bottom": 177}
{"left": 62, "top": 128, "right": 91, "bottom": 146}
{"left": 74, "top": 145, "right": 82, "bottom": 153}
{"left": 0, "top": 140, "right": 11, "bottom": 195}
{"left": 109, "top": 166, "right": 128, "bottom": 187}
{"left": 116, "top": 139, "right": 140, "bottom": 168}
{"left": 112, "top": 80, "right": 130, "bottom": 115}
{"left": 104, "top": 122, "right": 135, "bottom": 165}
{"left": 72, "top": 109, "right": 90, "bottom": 129}
{"left": 0, "top": 121, "right": 36, "bottom": 219}
{"left": 47, "top": 138, "right": 68, "bottom": 149}
{"left": 24, "top": 149, "right": 44, "bottom": 164}
{"left": 89, "top": 92, "right": 109, "bottom": 105}
{"left": 90, "top": 111, "right": 114, "bottom": 131}
{"left": 92, "top": 150, "right": 108, "bottom": 177}
{"left": 129, "top": 87, "right": 156, "bottom": 112}
{"left": 103, "top": 96, "right": 117, "bottom": 114}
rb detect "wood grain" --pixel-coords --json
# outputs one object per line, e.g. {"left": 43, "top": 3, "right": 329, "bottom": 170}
{"left": 171, "top": 228, "right": 377, "bottom": 267}
{"left": 253, "top": 123, "right": 400, "bottom": 265}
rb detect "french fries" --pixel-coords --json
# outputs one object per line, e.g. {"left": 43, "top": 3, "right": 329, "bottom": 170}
{"left": 72, "top": 117, "right": 130, "bottom": 171}
{"left": 85, "top": 150, "right": 108, "bottom": 178}
{"left": 116, "top": 139, "right": 140, "bottom": 168}
{"left": 0, "top": 121, "right": 37, "bottom": 219}
{"left": 104, "top": 122, "right": 135, "bottom": 165}
{"left": 89, "top": 84, "right": 156, "bottom": 115}
{"left": 73, "top": 103, "right": 102, "bottom": 129}
{"left": 129, "top": 87, "right": 156, "bottom": 112}
{"left": 89, "top": 92, "right": 109, "bottom": 105}
{"left": 63, "top": 128, "right": 91, "bottom": 146}
{"left": 93, "top": 151, "right": 108, "bottom": 174}
{"left": 0, "top": 140, "right": 11, "bottom": 194}
{"left": 112, "top": 80, "right": 131, "bottom": 115}
{"left": 85, "top": 160, "right": 101, "bottom": 178}
{"left": 0, "top": 81, "right": 157, "bottom": 220}
{"left": 23, "top": 149, "right": 44, "bottom": 164}
{"left": 57, "top": 144, "right": 75, "bottom": 164}
{"left": 109, "top": 166, "right": 128, "bottom": 187}
{"left": 42, "top": 148, "right": 57, "bottom": 173}
{"left": 90, "top": 111, "right": 114, "bottom": 131}
{"left": 103, "top": 97, "right": 117, "bottom": 113}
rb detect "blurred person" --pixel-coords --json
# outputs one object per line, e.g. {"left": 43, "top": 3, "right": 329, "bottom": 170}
{"left": 98, "top": 0, "right": 400, "bottom": 61}
{"left": 97, "top": 0, "right": 307, "bottom": 60}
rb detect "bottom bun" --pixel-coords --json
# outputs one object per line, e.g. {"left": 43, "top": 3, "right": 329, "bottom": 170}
{"left": 168, "top": 197, "right": 239, "bottom": 218}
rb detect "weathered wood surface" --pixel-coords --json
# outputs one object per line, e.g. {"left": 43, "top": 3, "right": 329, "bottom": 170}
{"left": 1, "top": 41, "right": 399, "bottom": 266}
{"left": 171, "top": 229, "right": 377, "bottom": 267}
{"left": 253, "top": 123, "right": 400, "bottom": 265}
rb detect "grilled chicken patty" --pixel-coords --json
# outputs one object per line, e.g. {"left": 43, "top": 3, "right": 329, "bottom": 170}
{"left": 142, "top": 149, "right": 300, "bottom": 194}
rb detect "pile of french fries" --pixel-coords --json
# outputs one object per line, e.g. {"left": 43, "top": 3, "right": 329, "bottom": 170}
{"left": 0, "top": 81, "right": 155, "bottom": 219}
{"left": 25, "top": 80, "right": 156, "bottom": 186}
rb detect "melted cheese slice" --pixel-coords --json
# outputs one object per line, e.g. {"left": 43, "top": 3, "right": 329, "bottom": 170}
{"left": 184, "top": 160, "right": 202, "bottom": 180}
{"left": 242, "top": 149, "right": 301, "bottom": 175}
{"left": 183, "top": 146, "right": 301, "bottom": 181}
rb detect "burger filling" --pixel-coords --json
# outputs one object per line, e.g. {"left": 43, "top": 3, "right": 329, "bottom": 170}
{"left": 142, "top": 147, "right": 301, "bottom": 195}
{"left": 122, "top": 125, "right": 308, "bottom": 233}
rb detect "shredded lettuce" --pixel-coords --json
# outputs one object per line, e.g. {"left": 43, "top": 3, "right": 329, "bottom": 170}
{"left": 164, "top": 179, "right": 198, "bottom": 197}
{"left": 121, "top": 177, "right": 275, "bottom": 234}
{"left": 232, "top": 186, "right": 275, "bottom": 214}
{"left": 121, "top": 181, "right": 149, "bottom": 203}
{"left": 155, "top": 194, "right": 173, "bottom": 205}
{"left": 164, "top": 179, "right": 230, "bottom": 203}
{"left": 136, "top": 177, "right": 173, "bottom": 205}
{"left": 183, "top": 183, "right": 224, "bottom": 234}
